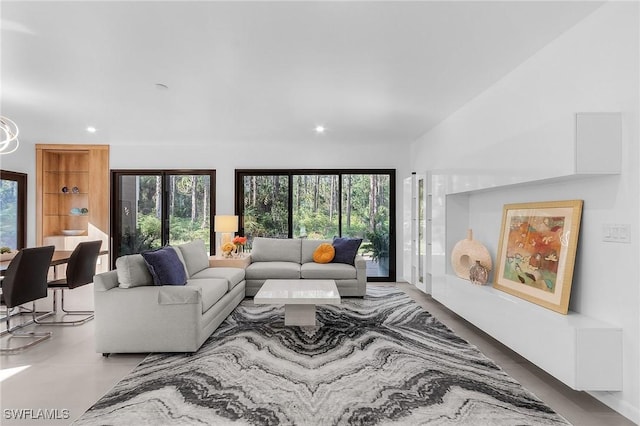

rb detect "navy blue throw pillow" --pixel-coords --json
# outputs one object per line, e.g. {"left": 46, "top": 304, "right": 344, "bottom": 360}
{"left": 141, "top": 247, "right": 187, "bottom": 286}
{"left": 332, "top": 237, "right": 362, "bottom": 265}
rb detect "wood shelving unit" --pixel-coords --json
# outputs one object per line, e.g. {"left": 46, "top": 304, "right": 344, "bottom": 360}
{"left": 36, "top": 144, "right": 109, "bottom": 255}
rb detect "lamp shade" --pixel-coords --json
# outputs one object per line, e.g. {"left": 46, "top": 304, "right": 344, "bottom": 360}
{"left": 214, "top": 215, "right": 238, "bottom": 233}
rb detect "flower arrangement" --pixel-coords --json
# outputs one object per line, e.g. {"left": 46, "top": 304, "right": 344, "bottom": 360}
{"left": 221, "top": 242, "right": 236, "bottom": 258}
{"left": 233, "top": 236, "right": 247, "bottom": 254}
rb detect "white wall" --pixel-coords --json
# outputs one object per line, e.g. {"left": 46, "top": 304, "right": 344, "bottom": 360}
{"left": 410, "top": 2, "right": 639, "bottom": 422}
{"left": 1, "top": 137, "right": 410, "bottom": 327}
{"left": 0, "top": 139, "right": 411, "bottom": 272}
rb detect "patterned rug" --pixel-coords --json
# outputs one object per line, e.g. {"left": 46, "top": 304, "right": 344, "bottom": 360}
{"left": 75, "top": 287, "right": 570, "bottom": 425}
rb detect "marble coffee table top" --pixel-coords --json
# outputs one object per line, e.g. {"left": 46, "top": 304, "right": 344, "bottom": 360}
{"left": 254, "top": 279, "right": 340, "bottom": 305}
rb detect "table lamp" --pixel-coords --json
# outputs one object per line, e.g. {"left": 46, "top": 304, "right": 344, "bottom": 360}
{"left": 215, "top": 215, "right": 238, "bottom": 253}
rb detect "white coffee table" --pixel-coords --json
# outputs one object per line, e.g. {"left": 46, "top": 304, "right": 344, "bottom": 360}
{"left": 254, "top": 279, "right": 341, "bottom": 326}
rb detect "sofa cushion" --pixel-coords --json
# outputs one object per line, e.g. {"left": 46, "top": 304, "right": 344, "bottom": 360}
{"left": 301, "top": 239, "right": 331, "bottom": 264}
{"left": 191, "top": 267, "right": 245, "bottom": 291}
{"left": 332, "top": 237, "right": 363, "bottom": 265}
{"left": 171, "top": 246, "right": 190, "bottom": 278}
{"left": 301, "top": 262, "right": 357, "bottom": 280}
{"left": 313, "top": 243, "right": 335, "bottom": 264}
{"left": 251, "top": 238, "right": 301, "bottom": 263}
{"left": 186, "top": 278, "right": 228, "bottom": 313}
{"left": 245, "top": 262, "right": 301, "bottom": 280}
{"left": 176, "top": 240, "right": 210, "bottom": 277}
{"left": 142, "top": 247, "right": 188, "bottom": 286}
{"left": 116, "top": 254, "right": 154, "bottom": 288}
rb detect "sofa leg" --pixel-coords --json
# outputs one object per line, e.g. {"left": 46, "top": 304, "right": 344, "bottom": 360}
{"left": 102, "top": 353, "right": 110, "bottom": 357}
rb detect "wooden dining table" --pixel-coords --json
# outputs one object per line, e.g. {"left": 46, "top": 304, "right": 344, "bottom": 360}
{"left": 0, "top": 250, "right": 109, "bottom": 276}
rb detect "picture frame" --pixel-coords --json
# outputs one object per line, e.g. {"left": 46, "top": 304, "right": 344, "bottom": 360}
{"left": 493, "top": 200, "right": 583, "bottom": 314}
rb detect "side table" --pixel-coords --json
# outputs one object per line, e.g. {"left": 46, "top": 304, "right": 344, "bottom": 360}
{"left": 208, "top": 255, "right": 251, "bottom": 269}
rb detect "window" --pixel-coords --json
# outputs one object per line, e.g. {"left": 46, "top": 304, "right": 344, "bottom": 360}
{"left": 241, "top": 174, "right": 289, "bottom": 238}
{"left": 0, "top": 170, "right": 27, "bottom": 250}
{"left": 111, "top": 170, "right": 215, "bottom": 263}
{"left": 236, "top": 169, "right": 395, "bottom": 281}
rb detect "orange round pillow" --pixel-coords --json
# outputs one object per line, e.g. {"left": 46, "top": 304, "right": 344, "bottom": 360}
{"left": 313, "top": 243, "right": 335, "bottom": 264}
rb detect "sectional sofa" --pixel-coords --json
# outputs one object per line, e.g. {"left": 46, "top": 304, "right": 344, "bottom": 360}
{"left": 245, "top": 237, "right": 367, "bottom": 297}
{"left": 93, "top": 240, "right": 245, "bottom": 355}
{"left": 94, "top": 237, "right": 366, "bottom": 354}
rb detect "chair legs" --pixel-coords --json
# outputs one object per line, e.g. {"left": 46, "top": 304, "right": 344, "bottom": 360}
{"left": 0, "top": 305, "right": 54, "bottom": 337}
{"left": 0, "top": 302, "right": 52, "bottom": 353}
{"left": 34, "top": 289, "right": 94, "bottom": 326}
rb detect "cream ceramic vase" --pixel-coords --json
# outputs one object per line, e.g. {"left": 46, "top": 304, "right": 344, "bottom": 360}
{"left": 450, "top": 229, "right": 492, "bottom": 281}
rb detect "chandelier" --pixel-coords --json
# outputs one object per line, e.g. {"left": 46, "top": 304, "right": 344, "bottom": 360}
{"left": 0, "top": 116, "right": 20, "bottom": 155}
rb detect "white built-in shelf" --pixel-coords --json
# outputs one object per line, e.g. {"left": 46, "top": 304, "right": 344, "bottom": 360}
{"left": 435, "top": 112, "right": 622, "bottom": 195}
{"left": 434, "top": 275, "right": 622, "bottom": 391}
{"left": 427, "top": 112, "right": 623, "bottom": 391}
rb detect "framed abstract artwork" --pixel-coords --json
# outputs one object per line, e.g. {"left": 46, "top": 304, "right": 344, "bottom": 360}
{"left": 493, "top": 200, "right": 583, "bottom": 314}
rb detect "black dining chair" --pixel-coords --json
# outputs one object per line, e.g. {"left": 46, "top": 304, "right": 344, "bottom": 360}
{"left": 35, "top": 240, "right": 102, "bottom": 326}
{"left": 0, "top": 245, "right": 55, "bottom": 353}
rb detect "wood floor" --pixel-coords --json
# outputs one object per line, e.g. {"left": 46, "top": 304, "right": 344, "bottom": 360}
{"left": 0, "top": 282, "right": 634, "bottom": 426}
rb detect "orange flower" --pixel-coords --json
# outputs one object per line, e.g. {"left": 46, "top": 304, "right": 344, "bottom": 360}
{"left": 233, "top": 236, "right": 247, "bottom": 245}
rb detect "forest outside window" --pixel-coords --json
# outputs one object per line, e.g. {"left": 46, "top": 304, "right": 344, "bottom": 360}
{"left": 236, "top": 169, "right": 395, "bottom": 282}
{"left": 111, "top": 170, "right": 215, "bottom": 264}
{"left": 0, "top": 170, "right": 27, "bottom": 250}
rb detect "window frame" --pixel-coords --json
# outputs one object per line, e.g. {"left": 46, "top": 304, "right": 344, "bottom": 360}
{"left": 111, "top": 169, "right": 216, "bottom": 267}
{"left": 0, "top": 169, "right": 27, "bottom": 250}
{"left": 235, "top": 168, "right": 396, "bottom": 282}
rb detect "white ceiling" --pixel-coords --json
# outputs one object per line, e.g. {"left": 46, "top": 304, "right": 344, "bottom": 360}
{"left": 1, "top": 1, "right": 603, "bottom": 146}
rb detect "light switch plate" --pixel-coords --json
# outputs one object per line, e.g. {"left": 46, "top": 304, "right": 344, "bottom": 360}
{"left": 602, "top": 224, "right": 631, "bottom": 243}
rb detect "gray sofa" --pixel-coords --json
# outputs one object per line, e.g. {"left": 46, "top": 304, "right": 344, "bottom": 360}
{"left": 245, "top": 237, "right": 366, "bottom": 297}
{"left": 93, "top": 240, "right": 245, "bottom": 355}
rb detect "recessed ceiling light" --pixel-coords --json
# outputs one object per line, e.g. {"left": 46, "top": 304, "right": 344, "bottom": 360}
{"left": 315, "top": 125, "right": 326, "bottom": 134}
{"left": 86, "top": 126, "right": 97, "bottom": 133}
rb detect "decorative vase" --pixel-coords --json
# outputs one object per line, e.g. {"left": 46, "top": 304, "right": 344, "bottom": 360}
{"left": 450, "top": 229, "right": 492, "bottom": 281}
{"left": 469, "top": 260, "right": 489, "bottom": 285}
{"left": 0, "top": 250, "right": 17, "bottom": 262}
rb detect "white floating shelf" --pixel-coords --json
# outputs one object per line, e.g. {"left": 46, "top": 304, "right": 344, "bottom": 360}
{"left": 435, "top": 275, "right": 622, "bottom": 391}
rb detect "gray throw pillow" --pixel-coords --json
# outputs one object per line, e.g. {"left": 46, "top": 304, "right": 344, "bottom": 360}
{"left": 116, "top": 254, "right": 154, "bottom": 288}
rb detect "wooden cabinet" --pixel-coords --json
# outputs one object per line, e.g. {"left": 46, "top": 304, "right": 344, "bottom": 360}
{"left": 36, "top": 144, "right": 109, "bottom": 253}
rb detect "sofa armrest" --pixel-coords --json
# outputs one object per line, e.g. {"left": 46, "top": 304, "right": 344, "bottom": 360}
{"left": 94, "top": 284, "right": 202, "bottom": 353}
{"left": 94, "top": 270, "right": 201, "bottom": 305}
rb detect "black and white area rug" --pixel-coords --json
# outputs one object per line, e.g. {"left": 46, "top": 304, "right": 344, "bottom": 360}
{"left": 75, "top": 287, "right": 570, "bottom": 425}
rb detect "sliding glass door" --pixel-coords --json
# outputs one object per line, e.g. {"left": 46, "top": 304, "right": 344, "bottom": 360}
{"left": 236, "top": 169, "right": 395, "bottom": 281}
{"left": 292, "top": 174, "right": 339, "bottom": 239}
{"left": 343, "top": 173, "right": 391, "bottom": 277}
{"left": 112, "top": 170, "right": 215, "bottom": 263}
{"left": 240, "top": 174, "right": 289, "bottom": 242}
